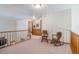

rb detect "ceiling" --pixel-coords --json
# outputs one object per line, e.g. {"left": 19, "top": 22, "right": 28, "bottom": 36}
{"left": 0, "top": 4, "right": 72, "bottom": 20}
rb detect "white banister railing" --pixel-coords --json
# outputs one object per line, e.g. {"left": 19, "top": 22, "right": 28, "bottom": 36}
{"left": 0, "top": 30, "right": 30, "bottom": 48}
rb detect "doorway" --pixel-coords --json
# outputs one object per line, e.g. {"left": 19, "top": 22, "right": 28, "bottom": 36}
{"left": 32, "top": 19, "right": 42, "bottom": 36}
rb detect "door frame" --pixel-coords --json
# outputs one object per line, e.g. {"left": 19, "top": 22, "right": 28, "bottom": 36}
{"left": 32, "top": 19, "right": 42, "bottom": 36}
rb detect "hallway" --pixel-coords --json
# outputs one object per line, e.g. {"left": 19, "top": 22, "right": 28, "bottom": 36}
{"left": 0, "top": 35, "right": 71, "bottom": 54}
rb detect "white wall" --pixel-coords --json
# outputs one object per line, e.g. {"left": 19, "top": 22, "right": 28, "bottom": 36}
{"left": 72, "top": 5, "right": 79, "bottom": 35}
{"left": 0, "top": 20, "right": 17, "bottom": 31}
{"left": 43, "top": 9, "right": 72, "bottom": 43}
{"left": 17, "top": 19, "right": 27, "bottom": 30}
{"left": 43, "top": 9, "right": 72, "bottom": 30}
{"left": 17, "top": 19, "right": 32, "bottom": 30}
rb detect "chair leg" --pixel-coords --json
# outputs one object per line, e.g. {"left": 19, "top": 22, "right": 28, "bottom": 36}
{"left": 41, "top": 39, "right": 43, "bottom": 42}
{"left": 41, "top": 38, "right": 43, "bottom": 42}
{"left": 47, "top": 40, "right": 48, "bottom": 42}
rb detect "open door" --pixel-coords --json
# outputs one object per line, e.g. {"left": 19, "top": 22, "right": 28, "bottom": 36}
{"left": 32, "top": 19, "right": 42, "bottom": 36}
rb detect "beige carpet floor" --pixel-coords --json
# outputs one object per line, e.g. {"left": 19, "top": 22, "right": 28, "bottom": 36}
{"left": 0, "top": 35, "right": 72, "bottom": 54}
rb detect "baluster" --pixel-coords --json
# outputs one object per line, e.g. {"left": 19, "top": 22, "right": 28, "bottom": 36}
{"left": 10, "top": 32, "right": 11, "bottom": 45}
{"left": 1, "top": 33, "right": 2, "bottom": 47}
{"left": 12, "top": 32, "right": 13, "bottom": 44}
{"left": 3, "top": 33, "right": 5, "bottom": 47}
{"left": 14, "top": 32, "right": 16, "bottom": 44}
{"left": 11, "top": 32, "right": 12, "bottom": 44}
{"left": 7, "top": 32, "right": 8, "bottom": 46}
{"left": 19, "top": 32, "right": 21, "bottom": 42}
{"left": 17, "top": 32, "right": 19, "bottom": 43}
{"left": 0, "top": 33, "right": 1, "bottom": 48}
{"left": 63, "top": 29, "right": 65, "bottom": 43}
{"left": 66, "top": 30, "right": 67, "bottom": 44}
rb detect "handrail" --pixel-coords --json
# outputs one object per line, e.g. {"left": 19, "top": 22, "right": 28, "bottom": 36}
{"left": 0, "top": 30, "right": 28, "bottom": 33}
{"left": 54, "top": 25, "right": 72, "bottom": 32}
{"left": 53, "top": 25, "right": 79, "bottom": 36}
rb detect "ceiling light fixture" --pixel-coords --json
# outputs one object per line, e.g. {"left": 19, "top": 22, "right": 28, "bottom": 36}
{"left": 34, "top": 4, "right": 42, "bottom": 8}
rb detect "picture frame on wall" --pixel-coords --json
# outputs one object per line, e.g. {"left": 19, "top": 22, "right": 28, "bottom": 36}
{"left": 36, "top": 24, "right": 39, "bottom": 27}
